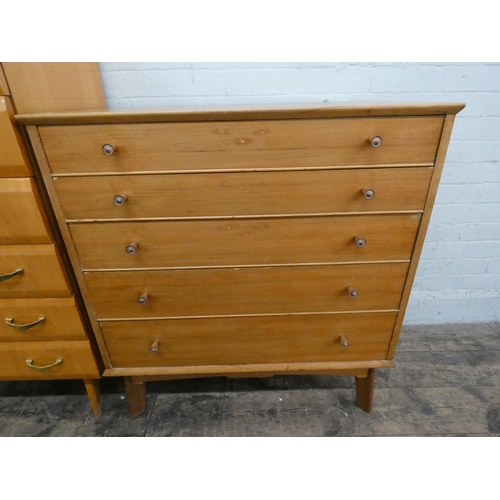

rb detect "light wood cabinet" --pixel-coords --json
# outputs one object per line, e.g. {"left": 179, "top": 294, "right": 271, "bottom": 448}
{"left": 21, "top": 102, "right": 464, "bottom": 418}
{"left": 0, "top": 68, "right": 102, "bottom": 417}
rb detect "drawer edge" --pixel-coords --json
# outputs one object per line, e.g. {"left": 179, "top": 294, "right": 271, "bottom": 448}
{"left": 104, "top": 359, "right": 395, "bottom": 378}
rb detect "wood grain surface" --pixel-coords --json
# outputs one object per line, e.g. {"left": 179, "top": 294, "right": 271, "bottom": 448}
{"left": 2, "top": 62, "right": 105, "bottom": 114}
{"left": 0, "top": 296, "right": 87, "bottom": 341}
{"left": 85, "top": 262, "right": 408, "bottom": 319}
{"left": 102, "top": 312, "right": 396, "bottom": 368}
{"left": 16, "top": 101, "right": 466, "bottom": 126}
{"left": 0, "top": 178, "right": 53, "bottom": 244}
{"left": 0, "top": 340, "right": 99, "bottom": 379}
{"left": 71, "top": 214, "right": 420, "bottom": 270}
{"left": 0, "top": 244, "right": 72, "bottom": 298}
{"left": 54, "top": 167, "right": 432, "bottom": 220}
{"left": 39, "top": 116, "right": 443, "bottom": 174}
{"left": 0, "top": 96, "right": 32, "bottom": 177}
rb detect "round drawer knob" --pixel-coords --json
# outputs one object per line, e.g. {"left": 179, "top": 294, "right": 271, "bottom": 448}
{"left": 126, "top": 242, "right": 138, "bottom": 255}
{"left": 138, "top": 292, "right": 149, "bottom": 305}
{"left": 347, "top": 286, "right": 358, "bottom": 299}
{"left": 363, "top": 188, "right": 375, "bottom": 200}
{"left": 354, "top": 236, "right": 366, "bottom": 248}
{"left": 102, "top": 144, "right": 115, "bottom": 155}
{"left": 114, "top": 195, "right": 127, "bottom": 206}
{"left": 340, "top": 336, "right": 350, "bottom": 349}
{"left": 370, "top": 136, "right": 382, "bottom": 148}
{"left": 149, "top": 340, "right": 159, "bottom": 354}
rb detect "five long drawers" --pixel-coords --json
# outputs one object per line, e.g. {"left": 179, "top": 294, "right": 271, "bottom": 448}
{"left": 101, "top": 312, "right": 397, "bottom": 367}
{"left": 54, "top": 168, "right": 432, "bottom": 220}
{"left": 23, "top": 107, "right": 453, "bottom": 374}
{"left": 40, "top": 116, "right": 444, "bottom": 174}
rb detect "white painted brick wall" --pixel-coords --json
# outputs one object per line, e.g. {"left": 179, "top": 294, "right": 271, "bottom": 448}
{"left": 98, "top": 62, "right": 500, "bottom": 324}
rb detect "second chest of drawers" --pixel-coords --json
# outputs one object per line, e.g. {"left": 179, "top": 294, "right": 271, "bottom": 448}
{"left": 21, "top": 102, "right": 464, "bottom": 418}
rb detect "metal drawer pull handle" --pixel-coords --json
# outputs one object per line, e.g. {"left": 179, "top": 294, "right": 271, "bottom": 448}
{"left": 363, "top": 188, "right": 375, "bottom": 200}
{"left": 114, "top": 195, "right": 127, "bottom": 206}
{"left": 0, "top": 268, "right": 23, "bottom": 283}
{"left": 347, "top": 287, "right": 358, "bottom": 299}
{"left": 369, "top": 136, "right": 382, "bottom": 148}
{"left": 354, "top": 236, "right": 366, "bottom": 248}
{"left": 126, "top": 242, "right": 138, "bottom": 255}
{"left": 26, "top": 357, "right": 63, "bottom": 371}
{"left": 102, "top": 144, "right": 115, "bottom": 155}
{"left": 5, "top": 316, "right": 45, "bottom": 331}
{"left": 340, "top": 336, "right": 350, "bottom": 349}
{"left": 149, "top": 340, "right": 159, "bottom": 354}
{"left": 138, "top": 292, "right": 149, "bottom": 305}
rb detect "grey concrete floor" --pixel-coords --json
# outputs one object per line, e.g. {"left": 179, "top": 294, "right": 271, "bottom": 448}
{"left": 1, "top": 322, "right": 499, "bottom": 436}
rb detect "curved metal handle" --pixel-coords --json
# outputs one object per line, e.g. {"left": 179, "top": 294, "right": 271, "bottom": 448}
{"left": 354, "top": 236, "right": 366, "bottom": 248}
{"left": 26, "top": 357, "right": 63, "bottom": 371}
{"left": 5, "top": 316, "right": 45, "bottom": 331}
{"left": 102, "top": 144, "right": 115, "bottom": 155}
{"left": 369, "top": 136, "right": 382, "bottom": 148}
{"left": 0, "top": 268, "right": 23, "bottom": 283}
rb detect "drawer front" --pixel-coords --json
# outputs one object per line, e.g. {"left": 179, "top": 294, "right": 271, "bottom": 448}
{"left": 54, "top": 168, "right": 433, "bottom": 220}
{"left": 0, "top": 340, "right": 99, "bottom": 379}
{"left": 40, "top": 116, "right": 443, "bottom": 174}
{"left": 0, "top": 244, "right": 72, "bottom": 298}
{"left": 102, "top": 312, "right": 397, "bottom": 368}
{"left": 0, "top": 296, "right": 87, "bottom": 341}
{"left": 85, "top": 263, "right": 409, "bottom": 319}
{"left": 0, "top": 178, "right": 52, "bottom": 244}
{"left": 0, "top": 96, "right": 32, "bottom": 177}
{"left": 72, "top": 214, "right": 421, "bottom": 270}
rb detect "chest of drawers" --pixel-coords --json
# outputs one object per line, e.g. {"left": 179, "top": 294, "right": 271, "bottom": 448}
{"left": 20, "top": 102, "right": 464, "bottom": 418}
{"left": 1, "top": 86, "right": 101, "bottom": 417}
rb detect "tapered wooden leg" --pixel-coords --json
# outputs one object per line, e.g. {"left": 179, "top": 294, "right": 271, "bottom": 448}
{"left": 125, "top": 377, "right": 146, "bottom": 419}
{"left": 83, "top": 379, "right": 102, "bottom": 418}
{"left": 355, "top": 368, "right": 376, "bottom": 413}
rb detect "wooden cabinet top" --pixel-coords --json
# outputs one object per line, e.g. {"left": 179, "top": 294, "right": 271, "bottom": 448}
{"left": 16, "top": 102, "right": 466, "bottom": 125}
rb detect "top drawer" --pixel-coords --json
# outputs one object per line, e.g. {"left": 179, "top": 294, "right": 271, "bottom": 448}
{"left": 39, "top": 116, "right": 444, "bottom": 174}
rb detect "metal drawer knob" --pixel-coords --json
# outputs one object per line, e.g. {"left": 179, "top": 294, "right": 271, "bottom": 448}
{"left": 363, "top": 188, "right": 375, "bottom": 200}
{"left": 354, "top": 236, "right": 366, "bottom": 248}
{"left": 340, "top": 336, "right": 350, "bottom": 349}
{"left": 102, "top": 144, "right": 115, "bottom": 155}
{"left": 369, "top": 136, "right": 382, "bottom": 148}
{"left": 347, "top": 287, "right": 358, "bottom": 299}
{"left": 114, "top": 195, "right": 127, "bottom": 206}
{"left": 138, "top": 292, "right": 149, "bottom": 305}
{"left": 149, "top": 340, "right": 159, "bottom": 354}
{"left": 126, "top": 242, "right": 138, "bottom": 255}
